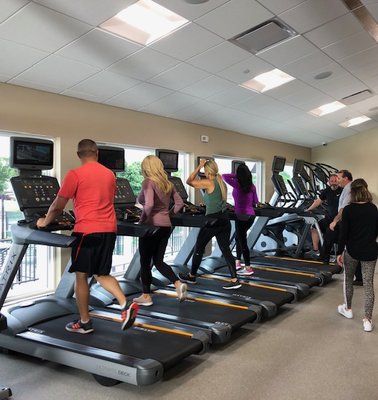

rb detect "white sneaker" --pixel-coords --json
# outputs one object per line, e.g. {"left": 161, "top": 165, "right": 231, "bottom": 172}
{"left": 363, "top": 319, "right": 373, "bottom": 332}
{"left": 176, "top": 282, "right": 188, "bottom": 303}
{"left": 133, "top": 294, "right": 153, "bottom": 306}
{"left": 337, "top": 304, "right": 353, "bottom": 319}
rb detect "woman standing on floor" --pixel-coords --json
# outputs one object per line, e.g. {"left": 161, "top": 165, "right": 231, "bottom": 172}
{"left": 336, "top": 178, "right": 378, "bottom": 332}
{"left": 223, "top": 163, "right": 259, "bottom": 276}
{"left": 133, "top": 155, "right": 187, "bottom": 306}
{"left": 179, "top": 159, "right": 240, "bottom": 290}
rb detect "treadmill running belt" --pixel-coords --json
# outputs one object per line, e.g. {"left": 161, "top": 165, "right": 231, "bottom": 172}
{"left": 29, "top": 314, "right": 202, "bottom": 368}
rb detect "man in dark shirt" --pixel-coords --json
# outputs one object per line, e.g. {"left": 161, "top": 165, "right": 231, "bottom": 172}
{"left": 305, "top": 174, "right": 342, "bottom": 256}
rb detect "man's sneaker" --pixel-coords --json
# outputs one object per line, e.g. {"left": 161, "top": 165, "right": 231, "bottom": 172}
{"left": 363, "top": 319, "right": 373, "bottom": 332}
{"left": 65, "top": 319, "right": 94, "bottom": 334}
{"left": 121, "top": 303, "right": 139, "bottom": 331}
{"left": 222, "top": 280, "right": 242, "bottom": 290}
{"left": 176, "top": 282, "right": 188, "bottom": 302}
{"left": 133, "top": 295, "right": 153, "bottom": 306}
{"left": 179, "top": 272, "right": 197, "bottom": 284}
{"left": 337, "top": 304, "right": 353, "bottom": 319}
{"left": 237, "top": 267, "right": 254, "bottom": 276}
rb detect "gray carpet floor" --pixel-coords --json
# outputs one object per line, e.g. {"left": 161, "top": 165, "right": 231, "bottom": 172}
{"left": 1, "top": 271, "right": 378, "bottom": 400}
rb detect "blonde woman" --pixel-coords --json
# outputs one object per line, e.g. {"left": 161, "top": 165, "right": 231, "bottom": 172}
{"left": 179, "top": 159, "right": 241, "bottom": 290}
{"left": 133, "top": 155, "right": 187, "bottom": 306}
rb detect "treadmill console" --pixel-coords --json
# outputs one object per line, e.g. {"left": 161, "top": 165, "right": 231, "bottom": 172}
{"left": 10, "top": 175, "right": 75, "bottom": 231}
{"left": 115, "top": 178, "right": 141, "bottom": 222}
{"left": 169, "top": 176, "right": 205, "bottom": 215}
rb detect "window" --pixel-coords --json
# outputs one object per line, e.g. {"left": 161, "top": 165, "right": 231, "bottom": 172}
{"left": 0, "top": 133, "right": 56, "bottom": 302}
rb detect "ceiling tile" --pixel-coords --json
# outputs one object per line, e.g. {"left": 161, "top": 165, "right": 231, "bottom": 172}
{"left": 0, "top": 2, "right": 91, "bottom": 52}
{"left": 321, "top": 31, "right": 376, "bottom": 61}
{"left": 261, "top": 0, "right": 307, "bottom": 15}
{"left": 56, "top": 29, "right": 141, "bottom": 69}
{"left": 152, "top": 0, "right": 230, "bottom": 21}
{"left": 140, "top": 92, "right": 199, "bottom": 116}
{"left": 149, "top": 63, "right": 210, "bottom": 91}
{"left": 107, "top": 48, "right": 180, "bottom": 80}
{"left": 366, "top": 3, "right": 378, "bottom": 20}
{"left": 150, "top": 23, "right": 223, "bottom": 61}
{"left": 0, "top": 0, "right": 29, "bottom": 23}
{"left": 206, "top": 85, "right": 257, "bottom": 106}
{"left": 9, "top": 55, "right": 100, "bottom": 92}
{"left": 279, "top": 0, "right": 349, "bottom": 34}
{"left": 181, "top": 76, "right": 234, "bottom": 99}
{"left": 257, "top": 35, "right": 318, "bottom": 67}
{"left": 304, "top": 13, "right": 363, "bottom": 48}
{"left": 169, "top": 100, "right": 222, "bottom": 121}
{"left": 216, "top": 55, "right": 271, "bottom": 83}
{"left": 63, "top": 70, "right": 140, "bottom": 102}
{"left": 33, "top": 0, "right": 137, "bottom": 26}
{"left": 188, "top": 42, "right": 251, "bottom": 74}
{"left": 340, "top": 47, "right": 378, "bottom": 80}
{"left": 0, "top": 38, "right": 48, "bottom": 79}
{"left": 106, "top": 82, "right": 173, "bottom": 110}
{"left": 195, "top": 0, "right": 273, "bottom": 40}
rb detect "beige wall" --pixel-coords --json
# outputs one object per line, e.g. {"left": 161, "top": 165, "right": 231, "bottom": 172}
{"left": 311, "top": 128, "right": 378, "bottom": 202}
{"left": 1, "top": 82, "right": 312, "bottom": 275}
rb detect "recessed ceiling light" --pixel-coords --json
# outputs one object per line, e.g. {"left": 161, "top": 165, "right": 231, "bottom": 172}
{"left": 100, "top": 0, "right": 188, "bottom": 46}
{"left": 339, "top": 116, "right": 371, "bottom": 127}
{"left": 240, "top": 68, "right": 295, "bottom": 93}
{"left": 314, "top": 71, "right": 332, "bottom": 80}
{"left": 308, "top": 101, "right": 346, "bottom": 117}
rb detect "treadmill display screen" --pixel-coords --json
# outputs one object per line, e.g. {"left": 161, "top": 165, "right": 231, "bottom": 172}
{"left": 10, "top": 137, "right": 54, "bottom": 171}
{"left": 293, "top": 159, "right": 304, "bottom": 174}
{"left": 115, "top": 178, "right": 136, "bottom": 205}
{"left": 98, "top": 146, "right": 125, "bottom": 172}
{"left": 231, "top": 160, "right": 245, "bottom": 174}
{"left": 156, "top": 149, "right": 178, "bottom": 172}
{"left": 272, "top": 156, "right": 286, "bottom": 173}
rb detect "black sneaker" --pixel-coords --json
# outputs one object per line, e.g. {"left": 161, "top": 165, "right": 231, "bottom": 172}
{"left": 121, "top": 302, "right": 139, "bottom": 331}
{"left": 222, "top": 280, "right": 242, "bottom": 290}
{"left": 179, "top": 272, "right": 197, "bottom": 284}
{"left": 65, "top": 319, "right": 94, "bottom": 334}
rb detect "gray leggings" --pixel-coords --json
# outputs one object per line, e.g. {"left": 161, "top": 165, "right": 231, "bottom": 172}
{"left": 343, "top": 250, "right": 377, "bottom": 320}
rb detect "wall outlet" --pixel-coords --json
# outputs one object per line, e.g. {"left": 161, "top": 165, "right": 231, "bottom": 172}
{"left": 201, "top": 135, "right": 209, "bottom": 143}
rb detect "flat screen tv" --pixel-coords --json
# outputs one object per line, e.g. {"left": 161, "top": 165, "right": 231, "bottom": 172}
{"left": 272, "top": 156, "right": 286, "bottom": 173}
{"left": 98, "top": 146, "right": 125, "bottom": 172}
{"left": 10, "top": 136, "right": 54, "bottom": 171}
{"left": 155, "top": 149, "right": 179, "bottom": 172}
{"left": 232, "top": 160, "right": 246, "bottom": 174}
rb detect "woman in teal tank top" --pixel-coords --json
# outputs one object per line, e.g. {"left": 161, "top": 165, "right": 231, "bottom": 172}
{"left": 179, "top": 159, "right": 241, "bottom": 290}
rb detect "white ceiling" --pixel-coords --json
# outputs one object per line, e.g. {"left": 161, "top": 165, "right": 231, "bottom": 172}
{"left": 1, "top": 0, "right": 378, "bottom": 148}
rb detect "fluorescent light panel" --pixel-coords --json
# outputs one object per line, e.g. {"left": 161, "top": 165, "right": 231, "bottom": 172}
{"left": 309, "top": 101, "right": 346, "bottom": 117}
{"left": 240, "top": 68, "right": 295, "bottom": 93}
{"left": 100, "top": 0, "right": 188, "bottom": 45}
{"left": 339, "top": 116, "right": 371, "bottom": 127}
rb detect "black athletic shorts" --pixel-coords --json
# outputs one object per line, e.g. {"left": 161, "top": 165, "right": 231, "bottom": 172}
{"left": 69, "top": 232, "right": 116, "bottom": 277}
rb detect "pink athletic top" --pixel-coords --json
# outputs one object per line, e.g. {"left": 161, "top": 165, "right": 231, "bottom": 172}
{"left": 138, "top": 179, "right": 184, "bottom": 227}
{"left": 58, "top": 161, "right": 117, "bottom": 234}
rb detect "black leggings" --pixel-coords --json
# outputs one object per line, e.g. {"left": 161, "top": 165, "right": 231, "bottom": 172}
{"left": 191, "top": 214, "right": 236, "bottom": 278}
{"left": 235, "top": 217, "right": 255, "bottom": 266}
{"left": 139, "top": 227, "right": 177, "bottom": 294}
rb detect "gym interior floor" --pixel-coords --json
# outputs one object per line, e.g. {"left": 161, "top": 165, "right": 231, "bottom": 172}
{"left": 1, "top": 270, "right": 378, "bottom": 400}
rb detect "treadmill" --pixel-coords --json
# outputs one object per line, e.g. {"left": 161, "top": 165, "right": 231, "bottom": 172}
{"left": 150, "top": 151, "right": 296, "bottom": 319}
{"left": 0, "top": 138, "right": 209, "bottom": 387}
{"left": 0, "top": 315, "right": 12, "bottom": 400}
{"left": 90, "top": 173, "right": 261, "bottom": 345}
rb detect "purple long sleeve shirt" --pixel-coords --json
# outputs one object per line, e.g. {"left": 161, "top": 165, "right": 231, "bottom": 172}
{"left": 137, "top": 178, "right": 184, "bottom": 227}
{"left": 222, "top": 173, "right": 259, "bottom": 216}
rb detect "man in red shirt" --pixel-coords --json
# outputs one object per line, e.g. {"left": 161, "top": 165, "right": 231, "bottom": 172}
{"left": 37, "top": 139, "right": 138, "bottom": 333}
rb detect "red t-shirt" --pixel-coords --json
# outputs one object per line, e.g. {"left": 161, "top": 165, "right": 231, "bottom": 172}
{"left": 58, "top": 161, "right": 116, "bottom": 234}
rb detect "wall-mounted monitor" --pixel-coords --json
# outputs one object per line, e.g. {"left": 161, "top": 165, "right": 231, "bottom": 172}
{"left": 155, "top": 149, "right": 179, "bottom": 172}
{"left": 10, "top": 137, "right": 54, "bottom": 171}
{"left": 98, "top": 145, "right": 125, "bottom": 172}
{"left": 272, "top": 156, "right": 286, "bottom": 173}
{"left": 232, "top": 160, "right": 246, "bottom": 174}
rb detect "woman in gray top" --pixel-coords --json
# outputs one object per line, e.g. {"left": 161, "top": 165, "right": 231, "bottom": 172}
{"left": 133, "top": 155, "right": 187, "bottom": 306}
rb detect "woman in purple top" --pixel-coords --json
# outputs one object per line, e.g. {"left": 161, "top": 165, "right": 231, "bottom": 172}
{"left": 223, "top": 164, "right": 259, "bottom": 276}
{"left": 133, "top": 155, "right": 187, "bottom": 306}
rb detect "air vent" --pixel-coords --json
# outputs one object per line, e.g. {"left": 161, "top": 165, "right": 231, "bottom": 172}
{"left": 230, "top": 19, "right": 297, "bottom": 54}
{"left": 341, "top": 89, "right": 374, "bottom": 105}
